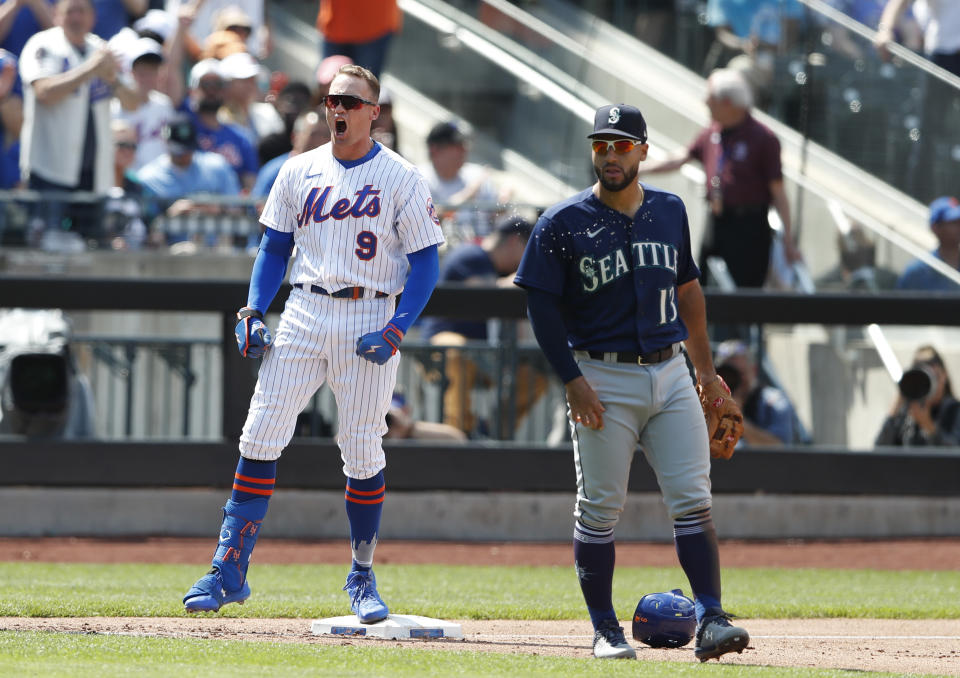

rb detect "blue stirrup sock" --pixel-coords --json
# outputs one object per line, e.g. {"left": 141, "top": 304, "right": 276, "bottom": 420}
{"left": 212, "top": 457, "right": 275, "bottom": 591}
{"left": 574, "top": 521, "right": 617, "bottom": 629}
{"left": 345, "top": 470, "right": 385, "bottom": 570}
{"left": 673, "top": 507, "right": 722, "bottom": 621}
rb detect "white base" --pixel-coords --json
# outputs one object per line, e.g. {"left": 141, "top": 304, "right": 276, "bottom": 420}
{"left": 311, "top": 614, "right": 463, "bottom": 639}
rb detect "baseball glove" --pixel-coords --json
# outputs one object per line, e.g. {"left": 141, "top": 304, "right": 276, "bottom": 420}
{"left": 697, "top": 375, "right": 744, "bottom": 459}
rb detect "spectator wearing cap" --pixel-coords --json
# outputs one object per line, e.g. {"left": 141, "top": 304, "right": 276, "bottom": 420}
{"left": 91, "top": 0, "right": 146, "bottom": 41}
{"left": 199, "top": 4, "right": 251, "bottom": 60}
{"left": 639, "top": 69, "right": 799, "bottom": 289}
{"left": 164, "top": 0, "right": 269, "bottom": 60}
{"left": 419, "top": 119, "right": 508, "bottom": 239}
{"left": 217, "top": 50, "right": 282, "bottom": 146}
{"left": 0, "top": 48, "right": 22, "bottom": 188}
{"left": 137, "top": 111, "right": 239, "bottom": 217}
{"left": 714, "top": 339, "right": 796, "bottom": 446}
{"left": 181, "top": 56, "right": 258, "bottom": 190}
{"left": 133, "top": 8, "right": 175, "bottom": 45}
{"left": 896, "top": 197, "right": 960, "bottom": 291}
{"left": 316, "top": 0, "right": 398, "bottom": 78}
{"left": 0, "top": 0, "right": 55, "bottom": 58}
{"left": 421, "top": 214, "right": 547, "bottom": 436}
{"left": 111, "top": 36, "right": 174, "bottom": 169}
{"left": 19, "top": 0, "right": 138, "bottom": 195}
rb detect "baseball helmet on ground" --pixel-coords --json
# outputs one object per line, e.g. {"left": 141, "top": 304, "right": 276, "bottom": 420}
{"left": 632, "top": 588, "right": 696, "bottom": 648}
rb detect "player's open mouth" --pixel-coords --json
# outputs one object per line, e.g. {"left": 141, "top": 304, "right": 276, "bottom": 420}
{"left": 335, "top": 119, "right": 347, "bottom": 136}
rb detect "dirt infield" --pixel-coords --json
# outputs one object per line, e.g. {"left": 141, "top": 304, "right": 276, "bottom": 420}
{"left": 2, "top": 538, "right": 959, "bottom": 675}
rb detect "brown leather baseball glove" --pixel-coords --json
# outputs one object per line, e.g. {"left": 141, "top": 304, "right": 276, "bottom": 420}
{"left": 697, "top": 375, "right": 744, "bottom": 459}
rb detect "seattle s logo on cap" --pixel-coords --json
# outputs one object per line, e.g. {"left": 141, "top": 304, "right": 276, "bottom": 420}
{"left": 608, "top": 107, "right": 621, "bottom": 124}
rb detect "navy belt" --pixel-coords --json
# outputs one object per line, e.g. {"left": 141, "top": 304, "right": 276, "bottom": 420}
{"left": 294, "top": 283, "right": 388, "bottom": 299}
{"left": 579, "top": 343, "right": 680, "bottom": 365}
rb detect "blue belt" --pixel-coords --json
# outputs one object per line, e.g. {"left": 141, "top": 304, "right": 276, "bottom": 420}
{"left": 294, "top": 283, "right": 388, "bottom": 299}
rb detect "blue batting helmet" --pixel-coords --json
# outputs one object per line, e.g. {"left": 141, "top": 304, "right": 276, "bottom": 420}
{"left": 632, "top": 589, "right": 696, "bottom": 648}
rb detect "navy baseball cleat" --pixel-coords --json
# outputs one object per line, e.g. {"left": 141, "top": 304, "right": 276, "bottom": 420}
{"left": 183, "top": 568, "right": 251, "bottom": 613}
{"left": 592, "top": 618, "right": 637, "bottom": 659}
{"left": 694, "top": 610, "right": 749, "bottom": 661}
{"left": 343, "top": 568, "right": 389, "bottom": 623}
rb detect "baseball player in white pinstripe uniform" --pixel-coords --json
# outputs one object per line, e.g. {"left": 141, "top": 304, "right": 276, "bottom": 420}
{"left": 183, "top": 64, "right": 445, "bottom": 622}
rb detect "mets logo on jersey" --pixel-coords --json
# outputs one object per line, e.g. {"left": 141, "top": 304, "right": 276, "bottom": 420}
{"left": 425, "top": 197, "right": 441, "bottom": 227}
{"left": 296, "top": 184, "right": 382, "bottom": 228}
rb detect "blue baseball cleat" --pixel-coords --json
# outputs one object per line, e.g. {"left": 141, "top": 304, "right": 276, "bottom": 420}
{"left": 183, "top": 568, "right": 251, "bottom": 613}
{"left": 343, "top": 568, "right": 389, "bottom": 623}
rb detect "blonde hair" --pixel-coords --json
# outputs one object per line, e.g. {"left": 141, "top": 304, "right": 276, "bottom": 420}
{"left": 336, "top": 64, "right": 380, "bottom": 102}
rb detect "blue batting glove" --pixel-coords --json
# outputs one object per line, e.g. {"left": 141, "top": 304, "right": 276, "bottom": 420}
{"left": 355, "top": 323, "right": 404, "bottom": 365}
{"left": 235, "top": 307, "right": 272, "bottom": 359}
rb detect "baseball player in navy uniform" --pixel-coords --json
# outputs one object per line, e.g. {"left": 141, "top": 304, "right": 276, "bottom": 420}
{"left": 183, "top": 64, "right": 445, "bottom": 622}
{"left": 514, "top": 104, "right": 748, "bottom": 660}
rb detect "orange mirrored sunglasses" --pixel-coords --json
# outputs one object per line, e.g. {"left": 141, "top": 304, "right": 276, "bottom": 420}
{"left": 591, "top": 139, "right": 641, "bottom": 154}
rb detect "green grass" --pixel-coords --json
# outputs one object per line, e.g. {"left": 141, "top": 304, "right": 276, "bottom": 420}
{"left": 0, "top": 562, "right": 957, "bottom": 619}
{"left": 0, "top": 562, "right": 955, "bottom": 678}
{"left": 0, "top": 632, "right": 923, "bottom": 678}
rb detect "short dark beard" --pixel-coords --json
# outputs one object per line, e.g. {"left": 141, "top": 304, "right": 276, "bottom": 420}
{"left": 594, "top": 163, "right": 638, "bottom": 192}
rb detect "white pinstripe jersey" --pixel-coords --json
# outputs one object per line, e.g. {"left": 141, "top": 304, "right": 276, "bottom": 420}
{"left": 259, "top": 141, "right": 445, "bottom": 294}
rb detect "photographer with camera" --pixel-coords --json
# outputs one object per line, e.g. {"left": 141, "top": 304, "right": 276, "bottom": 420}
{"left": 876, "top": 345, "right": 960, "bottom": 447}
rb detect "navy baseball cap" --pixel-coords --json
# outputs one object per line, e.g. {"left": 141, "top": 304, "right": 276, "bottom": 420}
{"left": 163, "top": 113, "right": 197, "bottom": 155}
{"left": 929, "top": 196, "right": 960, "bottom": 225}
{"left": 495, "top": 214, "right": 533, "bottom": 239}
{"left": 588, "top": 104, "right": 647, "bottom": 143}
{"left": 427, "top": 120, "right": 467, "bottom": 146}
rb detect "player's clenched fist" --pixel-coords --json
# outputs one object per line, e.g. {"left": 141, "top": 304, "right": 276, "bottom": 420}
{"left": 356, "top": 323, "right": 404, "bottom": 365}
{"left": 235, "top": 307, "right": 272, "bottom": 359}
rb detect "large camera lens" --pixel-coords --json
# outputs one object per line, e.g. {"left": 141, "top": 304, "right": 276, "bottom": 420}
{"left": 898, "top": 366, "right": 934, "bottom": 401}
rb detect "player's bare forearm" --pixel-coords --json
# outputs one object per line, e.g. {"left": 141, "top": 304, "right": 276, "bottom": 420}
{"left": 677, "top": 279, "right": 717, "bottom": 383}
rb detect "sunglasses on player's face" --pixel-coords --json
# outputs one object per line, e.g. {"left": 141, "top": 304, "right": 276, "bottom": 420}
{"left": 323, "top": 94, "right": 377, "bottom": 111}
{"left": 591, "top": 138, "right": 642, "bottom": 154}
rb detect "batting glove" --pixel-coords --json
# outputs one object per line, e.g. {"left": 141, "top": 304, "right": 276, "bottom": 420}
{"left": 355, "top": 323, "right": 404, "bottom": 365}
{"left": 235, "top": 307, "right": 272, "bottom": 359}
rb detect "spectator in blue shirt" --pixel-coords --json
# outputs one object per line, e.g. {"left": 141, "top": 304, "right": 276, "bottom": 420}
{"left": 181, "top": 57, "right": 258, "bottom": 190}
{"left": 896, "top": 197, "right": 960, "bottom": 291}
{"left": 138, "top": 111, "right": 240, "bottom": 213}
{"left": 251, "top": 110, "right": 328, "bottom": 199}
{"left": 0, "top": 0, "right": 54, "bottom": 57}
{"left": 92, "top": 0, "right": 145, "bottom": 40}
{"left": 715, "top": 339, "right": 796, "bottom": 446}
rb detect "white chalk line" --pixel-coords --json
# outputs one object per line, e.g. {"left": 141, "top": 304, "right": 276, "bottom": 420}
{"left": 471, "top": 634, "right": 959, "bottom": 641}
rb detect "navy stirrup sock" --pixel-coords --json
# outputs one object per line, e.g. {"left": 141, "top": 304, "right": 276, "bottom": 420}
{"left": 345, "top": 470, "right": 385, "bottom": 570}
{"left": 231, "top": 457, "right": 277, "bottom": 503}
{"left": 574, "top": 522, "right": 617, "bottom": 628}
{"left": 674, "top": 507, "right": 722, "bottom": 621}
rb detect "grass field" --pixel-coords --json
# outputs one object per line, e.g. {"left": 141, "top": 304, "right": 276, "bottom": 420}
{"left": 0, "top": 562, "right": 957, "bottom": 677}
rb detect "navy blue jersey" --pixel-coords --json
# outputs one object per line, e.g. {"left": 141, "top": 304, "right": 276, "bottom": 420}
{"left": 514, "top": 185, "right": 699, "bottom": 353}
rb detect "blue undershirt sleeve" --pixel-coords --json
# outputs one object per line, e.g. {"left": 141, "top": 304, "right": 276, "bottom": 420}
{"left": 525, "top": 287, "right": 581, "bottom": 384}
{"left": 247, "top": 228, "right": 295, "bottom": 313}
{"left": 390, "top": 244, "right": 440, "bottom": 334}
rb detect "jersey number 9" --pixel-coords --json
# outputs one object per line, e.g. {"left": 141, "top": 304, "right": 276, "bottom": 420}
{"left": 355, "top": 231, "right": 378, "bottom": 260}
